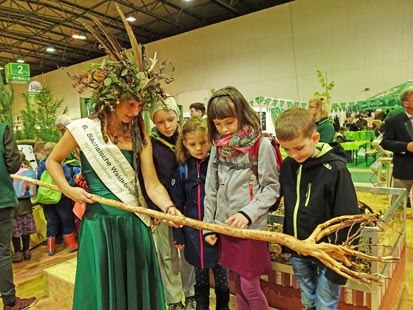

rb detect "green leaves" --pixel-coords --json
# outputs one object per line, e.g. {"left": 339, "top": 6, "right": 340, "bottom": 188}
{"left": 314, "top": 70, "right": 335, "bottom": 100}
{"left": 104, "top": 77, "right": 112, "bottom": 86}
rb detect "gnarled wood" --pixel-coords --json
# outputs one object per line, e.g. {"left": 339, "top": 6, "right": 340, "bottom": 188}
{"left": 11, "top": 174, "right": 398, "bottom": 285}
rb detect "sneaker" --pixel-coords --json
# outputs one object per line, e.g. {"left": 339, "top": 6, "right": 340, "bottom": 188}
{"left": 3, "top": 296, "right": 36, "bottom": 310}
{"left": 168, "top": 302, "right": 184, "bottom": 310}
{"left": 12, "top": 252, "right": 23, "bottom": 264}
{"left": 184, "top": 296, "right": 196, "bottom": 310}
{"left": 23, "top": 250, "right": 31, "bottom": 261}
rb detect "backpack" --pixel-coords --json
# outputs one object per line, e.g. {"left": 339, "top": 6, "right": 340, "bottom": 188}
{"left": 216, "top": 135, "right": 283, "bottom": 211}
{"left": 13, "top": 168, "right": 37, "bottom": 198}
{"left": 35, "top": 170, "right": 62, "bottom": 205}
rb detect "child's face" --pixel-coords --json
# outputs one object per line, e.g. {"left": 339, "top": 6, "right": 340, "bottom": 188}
{"left": 213, "top": 117, "right": 239, "bottom": 136}
{"left": 183, "top": 131, "right": 210, "bottom": 160}
{"left": 279, "top": 131, "right": 320, "bottom": 163}
{"left": 34, "top": 151, "right": 45, "bottom": 161}
{"left": 153, "top": 109, "right": 178, "bottom": 137}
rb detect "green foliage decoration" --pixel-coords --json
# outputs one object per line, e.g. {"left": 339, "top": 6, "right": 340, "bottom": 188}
{"left": 313, "top": 69, "right": 335, "bottom": 100}
{"left": 0, "top": 75, "right": 14, "bottom": 128}
{"left": 18, "top": 88, "right": 67, "bottom": 142}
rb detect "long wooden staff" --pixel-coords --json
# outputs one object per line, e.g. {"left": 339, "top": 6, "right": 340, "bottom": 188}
{"left": 11, "top": 174, "right": 397, "bottom": 285}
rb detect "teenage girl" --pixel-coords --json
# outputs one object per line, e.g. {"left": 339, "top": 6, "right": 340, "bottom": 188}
{"left": 145, "top": 97, "right": 196, "bottom": 310}
{"left": 203, "top": 86, "right": 280, "bottom": 310}
{"left": 170, "top": 117, "right": 230, "bottom": 310}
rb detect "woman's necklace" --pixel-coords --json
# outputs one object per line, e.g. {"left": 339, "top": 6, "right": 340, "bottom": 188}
{"left": 112, "top": 135, "right": 119, "bottom": 145}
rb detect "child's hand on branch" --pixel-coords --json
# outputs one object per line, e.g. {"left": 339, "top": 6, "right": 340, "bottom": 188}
{"left": 226, "top": 213, "right": 249, "bottom": 228}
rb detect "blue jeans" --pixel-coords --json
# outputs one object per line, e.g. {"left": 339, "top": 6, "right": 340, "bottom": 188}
{"left": 42, "top": 196, "right": 75, "bottom": 237}
{"left": 291, "top": 255, "right": 341, "bottom": 310}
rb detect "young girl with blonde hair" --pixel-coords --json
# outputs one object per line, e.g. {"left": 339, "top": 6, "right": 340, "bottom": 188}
{"left": 170, "top": 117, "right": 230, "bottom": 310}
{"left": 203, "top": 86, "right": 280, "bottom": 309}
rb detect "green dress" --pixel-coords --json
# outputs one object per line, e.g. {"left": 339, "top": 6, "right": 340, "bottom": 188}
{"left": 73, "top": 151, "right": 165, "bottom": 310}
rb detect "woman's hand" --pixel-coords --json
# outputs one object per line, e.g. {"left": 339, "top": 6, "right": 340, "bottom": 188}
{"left": 163, "top": 205, "right": 183, "bottom": 228}
{"left": 174, "top": 243, "right": 184, "bottom": 250}
{"left": 226, "top": 213, "right": 248, "bottom": 229}
{"left": 205, "top": 234, "right": 217, "bottom": 246}
{"left": 65, "top": 186, "right": 93, "bottom": 204}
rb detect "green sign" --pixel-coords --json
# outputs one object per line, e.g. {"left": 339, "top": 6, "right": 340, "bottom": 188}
{"left": 5, "top": 63, "right": 30, "bottom": 83}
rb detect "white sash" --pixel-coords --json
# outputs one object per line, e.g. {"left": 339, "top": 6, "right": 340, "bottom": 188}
{"left": 67, "top": 118, "right": 150, "bottom": 226}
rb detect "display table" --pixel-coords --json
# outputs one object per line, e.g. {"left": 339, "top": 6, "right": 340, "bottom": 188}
{"left": 341, "top": 140, "right": 370, "bottom": 165}
{"left": 264, "top": 186, "right": 406, "bottom": 310}
{"left": 346, "top": 130, "right": 376, "bottom": 142}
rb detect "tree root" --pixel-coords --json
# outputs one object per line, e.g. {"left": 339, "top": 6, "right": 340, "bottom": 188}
{"left": 12, "top": 174, "right": 399, "bottom": 285}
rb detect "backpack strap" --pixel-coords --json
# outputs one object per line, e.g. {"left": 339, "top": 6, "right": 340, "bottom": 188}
{"left": 273, "top": 137, "right": 283, "bottom": 171}
{"left": 179, "top": 163, "right": 204, "bottom": 184}
{"left": 249, "top": 137, "right": 261, "bottom": 178}
{"left": 178, "top": 163, "right": 188, "bottom": 182}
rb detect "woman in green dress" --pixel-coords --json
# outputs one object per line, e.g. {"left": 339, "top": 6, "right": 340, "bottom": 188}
{"left": 46, "top": 6, "right": 183, "bottom": 309}
{"left": 46, "top": 94, "right": 182, "bottom": 309}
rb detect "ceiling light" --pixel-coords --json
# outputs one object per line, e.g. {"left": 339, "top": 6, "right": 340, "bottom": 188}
{"left": 72, "top": 33, "right": 87, "bottom": 40}
{"left": 46, "top": 46, "right": 56, "bottom": 53}
{"left": 16, "top": 59, "right": 25, "bottom": 63}
{"left": 126, "top": 16, "right": 136, "bottom": 22}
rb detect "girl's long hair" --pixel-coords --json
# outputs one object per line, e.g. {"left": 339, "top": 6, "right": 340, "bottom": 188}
{"left": 206, "top": 86, "right": 260, "bottom": 141}
{"left": 176, "top": 117, "right": 209, "bottom": 164}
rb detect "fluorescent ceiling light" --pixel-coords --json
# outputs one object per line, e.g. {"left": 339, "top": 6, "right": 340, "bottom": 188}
{"left": 17, "top": 59, "right": 25, "bottom": 63}
{"left": 72, "top": 33, "right": 87, "bottom": 40}
{"left": 46, "top": 47, "right": 56, "bottom": 52}
{"left": 126, "top": 16, "right": 136, "bottom": 22}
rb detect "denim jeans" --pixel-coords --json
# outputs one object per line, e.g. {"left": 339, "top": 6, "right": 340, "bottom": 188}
{"left": 42, "top": 196, "right": 75, "bottom": 237}
{"left": 291, "top": 255, "right": 341, "bottom": 310}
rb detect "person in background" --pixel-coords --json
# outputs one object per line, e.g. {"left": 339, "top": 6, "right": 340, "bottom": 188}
{"left": 33, "top": 141, "right": 46, "bottom": 165}
{"left": 170, "top": 117, "right": 230, "bottom": 310}
{"left": 203, "top": 86, "right": 279, "bottom": 310}
{"left": 275, "top": 108, "right": 360, "bottom": 310}
{"left": 145, "top": 97, "right": 196, "bottom": 310}
{"left": 0, "top": 122, "right": 36, "bottom": 310}
{"left": 189, "top": 102, "right": 206, "bottom": 119}
{"left": 11, "top": 152, "right": 37, "bottom": 263}
{"left": 381, "top": 87, "right": 413, "bottom": 208}
{"left": 37, "top": 142, "right": 77, "bottom": 255}
{"left": 308, "top": 96, "right": 335, "bottom": 143}
{"left": 335, "top": 127, "right": 350, "bottom": 143}
{"left": 55, "top": 114, "right": 72, "bottom": 135}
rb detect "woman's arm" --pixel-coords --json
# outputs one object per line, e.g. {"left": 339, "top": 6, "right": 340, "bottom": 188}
{"left": 46, "top": 130, "right": 93, "bottom": 204}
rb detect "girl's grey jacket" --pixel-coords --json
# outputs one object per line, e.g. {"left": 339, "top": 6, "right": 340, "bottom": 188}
{"left": 203, "top": 137, "right": 280, "bottom": 233}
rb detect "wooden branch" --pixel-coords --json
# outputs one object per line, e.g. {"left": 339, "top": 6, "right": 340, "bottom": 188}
{"left": 11, "top": 174, "right": 398, "bottom": 285}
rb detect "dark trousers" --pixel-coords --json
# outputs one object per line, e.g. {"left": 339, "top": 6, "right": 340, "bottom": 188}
{"left": 0, "top": 207, "right": 16, "bottom": 305}
{"left": 43, "top": 196, "right": 75, "bottom": 237}
{"left": 195, "top": 264, "right": 229, "bottom": 309}
{"left": 195, "top": 264, "right": 228, "bottom": 291}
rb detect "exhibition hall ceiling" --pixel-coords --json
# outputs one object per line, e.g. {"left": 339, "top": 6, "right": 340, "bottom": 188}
{"left": 0, "top": 0, "right": 292, "bottom": 77}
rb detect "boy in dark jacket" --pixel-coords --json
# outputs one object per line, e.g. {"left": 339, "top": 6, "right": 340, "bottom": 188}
{"left": 275, "top": 108, "right": 360, "bottom": 310}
